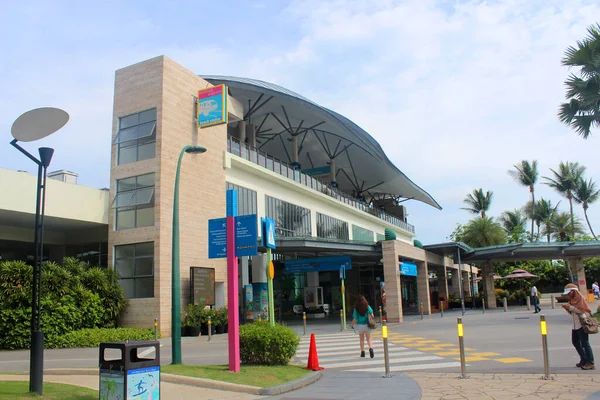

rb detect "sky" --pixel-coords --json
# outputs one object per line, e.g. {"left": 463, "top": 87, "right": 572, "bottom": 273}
{"left": 1, "top": 0, "right": 600, "bottom": 245}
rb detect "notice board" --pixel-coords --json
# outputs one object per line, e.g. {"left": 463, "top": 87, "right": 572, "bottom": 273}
{"left": 190, "top": 267, "right": 215, "bottom": 306}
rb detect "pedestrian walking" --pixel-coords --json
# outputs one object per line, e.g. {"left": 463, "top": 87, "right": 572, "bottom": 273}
{"left": 592, "top": 281, "right": 599, "bottom": 300}
{"left": 349, "top": 295, "right": 375, "bottom": 358}
{"left": 531, "top": 285, "right": 541, "bottom": 313}
{"left": 562, "top": 283, "right": 595, "bottom": 370}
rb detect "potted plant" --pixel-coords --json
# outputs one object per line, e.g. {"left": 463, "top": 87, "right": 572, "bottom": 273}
{"left": 183, "top": 304, "right": 202, "bottom": 337}
{"left": 214, "top": 310, "right": 224, "bottom": 334}
{"left": 220, "top": 306, "right": 228, "bottom": 333}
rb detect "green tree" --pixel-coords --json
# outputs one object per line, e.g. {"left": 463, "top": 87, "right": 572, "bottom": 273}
{"left": 508, "top": 160, "right": 538, "bottom": 241}
{"left": 548, "top": 211, "right": 584, "bottom": 241}
{"left": 573, "top": 177, "right": 600, "bottom": 239}
{"left": 462, "top": 189, "right": 493, "bottom": 218}
{"left": 499, "top": 209, "right": 527, "bottom": 243}
{"left": 543, "top": 161, "right": 586, "bottom": 239}
{"left": 461, "top": 217, "right": 507, "bottom": 248}
{"left": 532, "top": 198, "right": 561, "bottom": 242}
{"left": 558, "top": 23, "right": 600, "bottom": 139}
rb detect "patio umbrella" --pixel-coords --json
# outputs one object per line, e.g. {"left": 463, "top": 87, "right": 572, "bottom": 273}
{"left": 502, "top": 268, "right": 538, "bottom": 279}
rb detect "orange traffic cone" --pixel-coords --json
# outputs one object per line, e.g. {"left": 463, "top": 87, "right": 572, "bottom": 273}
{"left": 305, "top": 333, "right": 324, "bottom": 371}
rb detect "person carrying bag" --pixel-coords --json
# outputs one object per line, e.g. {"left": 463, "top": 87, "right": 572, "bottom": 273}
{"left": 562, "top": 283, "right": 596, "bottom": 370}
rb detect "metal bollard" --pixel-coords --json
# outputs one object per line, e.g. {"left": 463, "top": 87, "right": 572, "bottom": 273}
{"left": 420, "top": 302, "right": 424, "bottom": 320}
{"left": 482, "top": 298, "right": 485, "bottom": 314}
{"left": 340, "top": 310, "right": 344, "bottom": 332}
{"left": 303, "top": 312, "right": 307, "bottom": 336}
{"left": 526, "top": 296, "right": 531, "bottom": 311}
{"left": 503, "top": 297, "right": 508, "bottom": 312}
{"left": 154, "top": 317, "right": 158, "bottom": 341}
{"left": 208, "top": 316, "right": 212, "bottom": 342}
{"left": 379, "top": 306, "right": 383, "bottom": 324}
{"left": 551, "top": 295, "right": 555, "bottom": 309}
{"left": 381, "top": 320, "right": 393, "bottom": 378}
{"left": 440, "top": 301, "right": 444, "bottom": 318}
{"left": 457, "top": 317, "right": 469, "bottom": 379}
{"left": 540, "top": 314, "right": 553, "bottom": 380}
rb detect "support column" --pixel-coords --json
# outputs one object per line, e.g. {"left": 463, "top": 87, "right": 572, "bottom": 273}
{"left": 237, "top": 121, "right": 246, "bottom": 143}
{"left": 449, "top": 269, "right": 460, "bottom": 296}
{"left": 462, "top": 271, "right": 471, "bottom": 296}
{"left": 291, "top": 136, "right": 300, "bottom": 169}
{"left": 482, "top": 261, "right": 497, "bottom": 308}
{"left": 382, "top": 241, "right": 403, "bottom": 322}
{"left": 329, "top": 158, "right": 337, "bottom": 187}
{"left": 247, "top": 124, "right": 256, "bottom": 148}
{"left": 438, "top": 265, "right": 449, "bottom": 302}
{"left": 572, "top": 258, "right": 588, "bottom": 294}
{"left": 417, "top": 261, "right": 431, "bottom": 315}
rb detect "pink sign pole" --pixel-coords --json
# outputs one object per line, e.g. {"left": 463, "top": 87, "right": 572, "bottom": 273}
{"left": 226, "top": 215, "right": 240, "bottom": 372}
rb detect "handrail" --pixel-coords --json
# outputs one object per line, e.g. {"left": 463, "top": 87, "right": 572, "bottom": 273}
{"left": 227, "top": 136, "right": 415, "bottom": 234}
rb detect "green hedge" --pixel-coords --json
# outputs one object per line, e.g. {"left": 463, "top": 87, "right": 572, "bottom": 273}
{"left": 47, "top": 328, "right": 158, "bottom": 349}
{"left": 239, "top": 322, "right": 299, "bottom": 365}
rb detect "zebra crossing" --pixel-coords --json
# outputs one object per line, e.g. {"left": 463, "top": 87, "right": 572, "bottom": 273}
{"left": 295, "top": 332, "right": 462, "bottom": 373}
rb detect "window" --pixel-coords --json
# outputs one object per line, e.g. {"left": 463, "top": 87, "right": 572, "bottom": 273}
{"left": 226, "top": 182, "right": 257, "bottom": 216}
{"left": 352, "top": 225, "right": 374, "bottom": 243}
{"left": 113, "top": 173, "right": 155, "bottom": 230}
{"left": 114, "top": 108, "right": 157, "bottom": 165}
{"left": 115, "top": 242, "right": 154, "bottom": 299}
{"left": 317, "top": 213, "right": 349, "bottom": 240}
{"left": 265, "top": 196, "right": 311, "bottom": 238}
{"left": 65, "top": 243, "right": 108, "bottom": 267}
{"left": 376, "top": 233, "right": 385, "bottom": 242}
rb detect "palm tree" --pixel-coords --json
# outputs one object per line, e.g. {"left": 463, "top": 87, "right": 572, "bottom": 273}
{"left": 543, "top": 161, "right": 586, "bottom": 239}
{"left": 508, "top": 160, "right": 538, "bottom": 242}
{"left": 558, "top": 23, "right": 600, "bottom": 139}
{"left": 547, "top": 211, "right": 584, "bottom": 242}
{"left": 532, "top": 198, "right": 561, "bottom": 242}
{"left": 573, "top": 177, "right": 600, "bottom": 239}
{"left": 462, "top": 189, "right": 493, "bottom": 218}
{"left": 499, "top": 209, "right": 526, "bottom": 233}
{"left": 461, "top": 217, "right": 507, "bottom": 248}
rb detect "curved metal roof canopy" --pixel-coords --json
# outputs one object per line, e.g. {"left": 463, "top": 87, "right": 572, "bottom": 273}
{"left": 202, "top": 75, "right": 441, "bottom": 210}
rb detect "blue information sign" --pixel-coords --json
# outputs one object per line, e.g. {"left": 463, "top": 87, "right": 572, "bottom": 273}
{"left": 285, "top": 256, "right": 352, "bottom": 273}
{"left": 226, "top": 189, "right": 238, "bottom": 217}
{"left": 262, "top": 217, "right": 276, "bottom": 249}
{"left": 235, "top": 214, "right": 258, "bottom": 257}
{"left": 400, "top": 262, "right": 418, "bottom": 277}
{"left": 208, "top": 218, "right": 227, "bottom": 259}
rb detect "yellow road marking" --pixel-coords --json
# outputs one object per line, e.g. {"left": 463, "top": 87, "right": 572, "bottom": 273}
{"left": 414, "top": 340, "right": 439, "bottom": 344}
{"left": 434, "top": 344, "right": 455, "bottom": 348}
{"left": 455, "top": 356, "right": 489, "bottom": 362}
{"left": 435, "top": 351, "right": 461, "bottom": 356}
{"left": 493, "top": 357, "right": 533, "bottom": 363}
{"left": 468, "top": 352, "right": 501, "bottom": 357}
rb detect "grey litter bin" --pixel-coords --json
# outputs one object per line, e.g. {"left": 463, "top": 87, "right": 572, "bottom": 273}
{"left": 99, "top": 340, "right": 160, "bottom": 400}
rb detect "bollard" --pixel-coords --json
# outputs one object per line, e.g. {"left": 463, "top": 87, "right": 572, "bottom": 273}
{"left": 457, "top": 317, "right": 469, "bottom": 379}
{"left": 303, "top": 312, "right": 307, "bottom": 336}
{"left": 208, "top": 316, "right": 212, "bottom": 342}
{"left": 420, "top": 302, "right": 424, "bottom": 320}
{"left": 503, "top": 297, "right": 508, "bottom": 312}
{"left": 340, "top": 310, "right": 344, "bottom": 332}
{"left": 551, "top": 295, "right": 555, "bottom": 309}
{"left": 440, "top": 301, "right": 444, "bottom": 318}
{"left": 526, "top": 296, "right": 531, "bottom": 311}
{"left": 540, "top": 314, "right": 553, "bottom": 380}
{"left": 482, "top": 298, "right": 486, "bottom": 314}
{"left": 379, "top": 306, "right": 383, "bottom": 324}
{"left": 381, "top": 320, "right": 393, "bottom": 378}
{"left": 154, "top": 317, "right": 158, "bottom": 341}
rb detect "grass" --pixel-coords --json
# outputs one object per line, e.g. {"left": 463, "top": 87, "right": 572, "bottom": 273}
{"left": 161, "top": 364, "right": 311, "bottom": 388}
{"left": 0, "top": 382, "right": 97, "bottom": 399}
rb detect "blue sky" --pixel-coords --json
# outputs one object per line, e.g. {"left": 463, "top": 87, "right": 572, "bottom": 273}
{"left": 2, "top": 0, "right": 600, "bottom": 244}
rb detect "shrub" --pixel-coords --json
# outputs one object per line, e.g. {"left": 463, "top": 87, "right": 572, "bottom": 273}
{"left": 495, "top": 288, "right": 510, "bottom": 304}
{"left": 239, "top": 321, "right": 299, "bottom": 365}
{"left": 47, "top": 328, "right": 158, "bottom": 349}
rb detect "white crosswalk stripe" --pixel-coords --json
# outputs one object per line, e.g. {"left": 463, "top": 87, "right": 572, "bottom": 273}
{"left": 296, "top": 333, "right": 462, "bottom": 373}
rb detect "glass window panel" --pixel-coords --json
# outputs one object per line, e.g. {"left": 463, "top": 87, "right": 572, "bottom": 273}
{"left": 136, "top": 207, "right": 154, "bottom": 228}
{"left": 137, "top": 142, "right": 155, "bottom": 161}
{"left": 131, "top": 187, "right": 154, "bottom": 206}
{"left": 117, "top": 177, "right": 136, "bottom": 193}
{"left": 135, "top": 242, "right": 154, "bottom": 257}
{"left": 120, "top": 114, "right": 138, "bottom": 129}
{"left": 118, "top": 145, "right": 137, "bottom": 165}
{"left": 139, "top": 109, "right": 156, "bottom": 124}
{"left": 115, "top": 126, "right": 138, "bottom": 143}
{"left": 136, "top": 173, "right": 155, "bottom": 188}
{"left": 119, "top": 279, "right": 135, "bottom": 298}
{"left": 135, "top": 257, "right": 153, "bottom": 277}
{"left": 116, "top": 209, "right": 135, "bottom": 230}
{"left": 132, "top": 122, "right": 156, "bottom": 141}
{"left": 115, "top": 259, "right": 134, "bottom": 278}
{"left": 115, "top": 244, "right": 134, "bottom": 259}
{"left": 113, "top": 192, "right": 133, "bottom": 208}
{"left": 135, "top": 278, "right": 154, "bottom": 298}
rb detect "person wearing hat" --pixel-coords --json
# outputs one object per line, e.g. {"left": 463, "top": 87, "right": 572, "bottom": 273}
{"left": 562, "top": 283, "right": 595, "bottom": 370}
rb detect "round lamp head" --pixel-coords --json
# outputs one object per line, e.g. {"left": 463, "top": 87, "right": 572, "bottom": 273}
{"left": 11, "top": 107, "right": 69, "bottom": 142}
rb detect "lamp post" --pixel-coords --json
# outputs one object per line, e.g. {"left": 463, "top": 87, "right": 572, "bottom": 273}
{"left": 9, "top": 107, "right": 69, "bottom": 396}
{"left": 172, "top": 145, "right": 207, "bottom": 365}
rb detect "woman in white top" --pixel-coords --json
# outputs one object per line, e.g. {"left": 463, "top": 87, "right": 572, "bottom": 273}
{"left": 562, "top": 283, "right": 595, "bottom": 370}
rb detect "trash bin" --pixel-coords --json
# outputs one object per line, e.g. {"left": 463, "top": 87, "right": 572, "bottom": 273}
{"left": 99, "top": 340, "right": 160, "bottom": 399}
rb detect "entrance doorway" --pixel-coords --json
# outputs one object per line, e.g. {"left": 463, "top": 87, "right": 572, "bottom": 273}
{"left": 401, "top": 276, "right": 418, "bottom": 314}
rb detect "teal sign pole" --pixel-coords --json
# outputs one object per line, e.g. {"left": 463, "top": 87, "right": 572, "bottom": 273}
{"left": 263, "top": 218, "right": 276, "bottom": 326}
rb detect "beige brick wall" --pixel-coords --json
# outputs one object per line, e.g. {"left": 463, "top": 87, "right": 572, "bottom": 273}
{"left": 109, "top": 56, "right": 227, "bottom": 335}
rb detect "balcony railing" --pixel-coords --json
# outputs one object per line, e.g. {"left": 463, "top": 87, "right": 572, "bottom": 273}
{"left": 227, "top": 136, "right": 416, "bottom": 234}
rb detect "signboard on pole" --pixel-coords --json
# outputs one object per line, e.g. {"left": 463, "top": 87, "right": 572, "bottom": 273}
{"left": 208, "top": 218, "right": 227, "bottom": 259}
{"left": 190, "top": 267, "right": 215, "bottom": 305}
{"left": 262, "top": 217, "right": 276, "bottom": 249}
{"left": 208, "top": 214, "right": 258, "bottom": 258}
{"left": 198, "top": 84, "right": 228, "bottom": 128}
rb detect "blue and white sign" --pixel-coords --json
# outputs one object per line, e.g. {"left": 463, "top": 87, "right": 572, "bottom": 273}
{"left": 262, "top": 217, "right": 276, "bottom": 249}
{"left": 208, "top": 218, "right": 227, "bottom": 259}
{"left": 400, "top": 261, "right": 417, "bottom": 277}
{"left": 285, "top": 256, "right": 352, "bottom": 274}
{"left": 226, "top": 189, "right": 238, "bottom": 217}
{"left": 235, "top": 214, "right": 258, "bottom": 257}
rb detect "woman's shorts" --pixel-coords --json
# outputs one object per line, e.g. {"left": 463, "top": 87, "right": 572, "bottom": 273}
{"left": 355, "top": 324, "right": 372, "bottom": 334}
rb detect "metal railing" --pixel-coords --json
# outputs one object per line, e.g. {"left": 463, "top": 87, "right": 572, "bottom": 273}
{"left": 227, "top": 136, "right": 415, "bottom": 234}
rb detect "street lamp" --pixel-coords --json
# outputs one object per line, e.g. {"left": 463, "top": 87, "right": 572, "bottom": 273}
{"left": 172, "top": 145, "right": 207, "bottom": 364}
{"left": 9, "top": 107, "right": 69, "bottom": 396}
